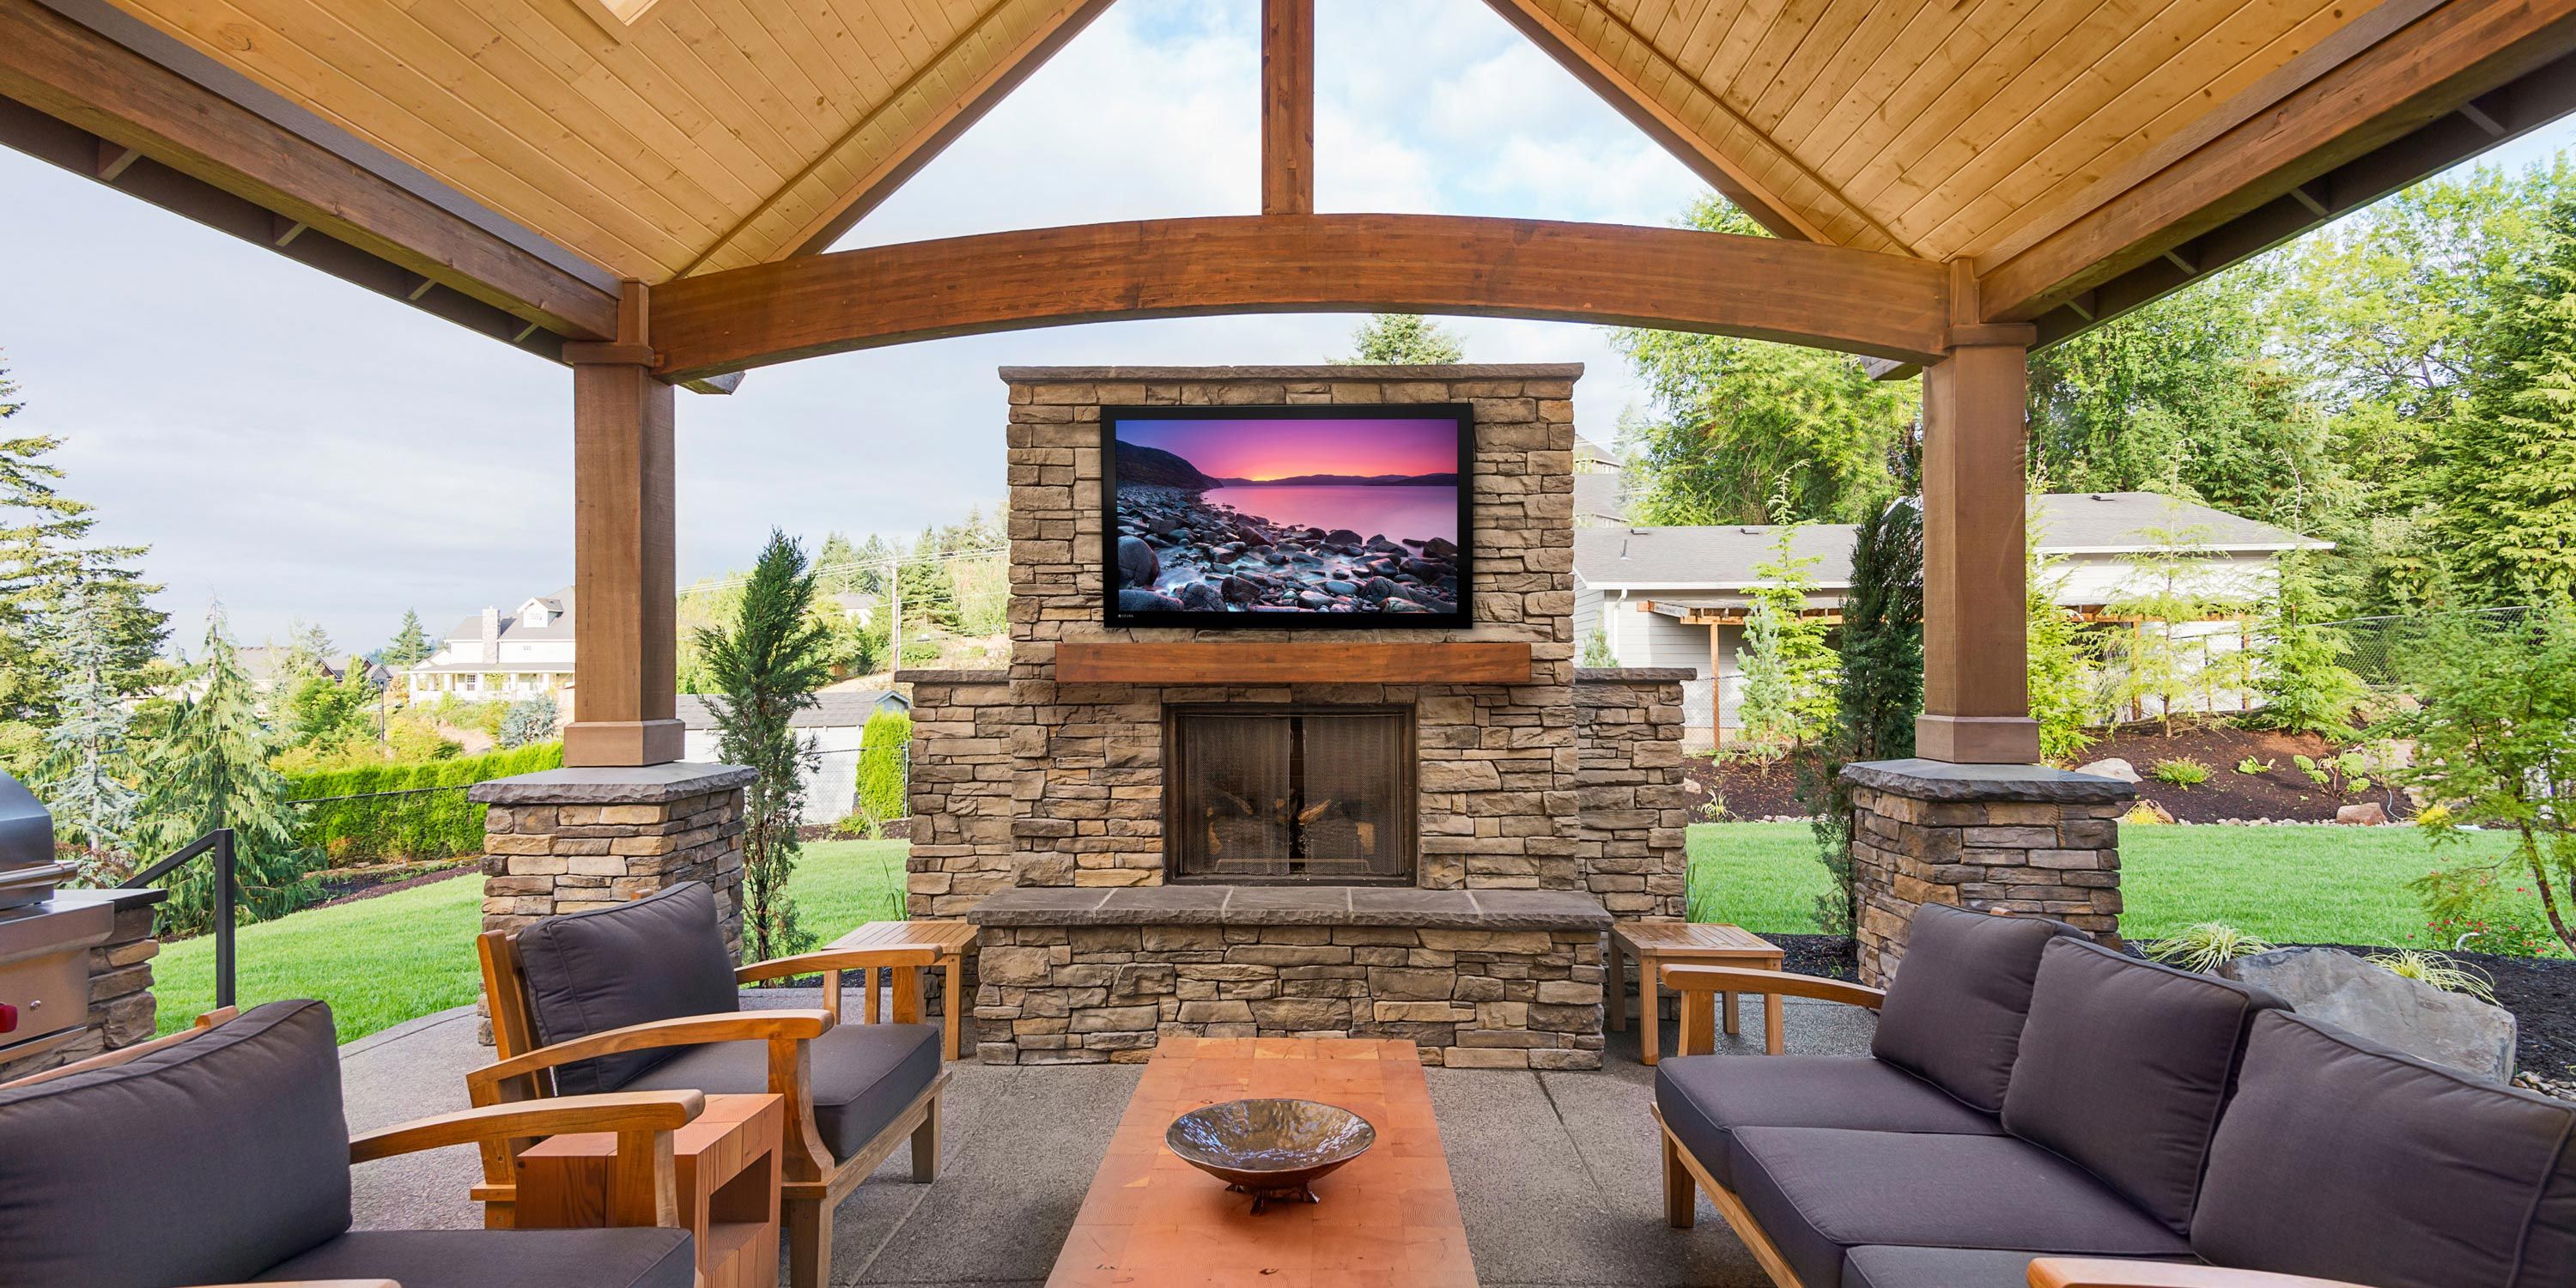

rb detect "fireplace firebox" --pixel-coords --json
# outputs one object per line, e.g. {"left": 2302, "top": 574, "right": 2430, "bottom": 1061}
{"left": 1163, "top": 705, "right": 1414, "bottom": 884}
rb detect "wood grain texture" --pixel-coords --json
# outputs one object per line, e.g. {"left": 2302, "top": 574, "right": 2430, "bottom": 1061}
{"left": 1653, "top": 1105, "right": 1806, "bottom": 1288}
{"left": 519, "top": 1092, "right": 785, "bottom": 1287}
{"left": 567, "top": 340, "right": 681, "bottom": 768}
{"left": 1917, "top": 329, "right": 2039, "bottom": 764}
{"left": 1048, "top": 1037, "right": 1476, "bottom": 1287}
{"left": 1656, "top": 965, "right": 1886, "bottom": 1011}
{"left": 1054, "top": 641, "right": 1534, "bottom": 686}
{"left": 649, "top": 213, "right": 1953, "bottom": 378}
{"left": 2028, "top": 1260, "right": 2374, "bottom": 1288}
{"left": 1261, "top": 0, "right": 1312, "bottom": 216}
{"left": 348, "top": 1090, "right": 704, "bottom": 1163}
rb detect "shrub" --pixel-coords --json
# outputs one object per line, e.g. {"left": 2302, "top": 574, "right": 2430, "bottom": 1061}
{"left": 2409, "top": 865, "right": 2561, "bottom": 957}
{"left": 2143, "top": 922, "right": 2273, "bottom": 973}
{"left": 2234, "top": 756, "right": 2274, "bottom": 775}
{"left": 2363, "top": 948, "right": 2498, "bottom": 1002}
{"left": 286, "top": 742, "right": 562, "bottom": 865}
{"left": 854, "top": 710, "right": 912, "bottom": 836}
{"left": 2149, "top": 756, "right": 2213, "bottom": 787}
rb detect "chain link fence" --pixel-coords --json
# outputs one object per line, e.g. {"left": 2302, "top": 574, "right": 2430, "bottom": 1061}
{"left": 2316, "top": 605, "right": 2530, "bottom": 690}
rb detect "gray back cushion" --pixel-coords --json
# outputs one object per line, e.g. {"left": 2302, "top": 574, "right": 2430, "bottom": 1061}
{"left": 0, "top": 999, "right": 352, "bottom": 1288}
{"left": 517, "top": 880, "right": 741, "bottom": 1095}
{"left": 2195, "top": 1011, "right": 2576, "bottom": 1288}
{"left": 2002, "top": 938, "right": 2280, "bottom": 1235}
{"left": 1870, "top": 903, "right": 2080, "bottom": 1113}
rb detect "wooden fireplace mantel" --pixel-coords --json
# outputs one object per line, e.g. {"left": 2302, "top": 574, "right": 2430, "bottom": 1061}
{"left": 1054, "top": 641, "right": 1534, "bottom": 685}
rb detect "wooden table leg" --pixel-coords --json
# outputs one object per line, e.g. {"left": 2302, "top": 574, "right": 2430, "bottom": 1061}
{"left": 1764, "top": 952, "right": 1785, "bottom": 1054}
{"left": 1640, "top": 951, "right": 1660, "bottom": 1066}
{"left": 941, "top": 957, "right": 963, "bottom": 1061}
{"left": 863, "top": 967, "right": 882, "bottom": 1025}
{"left": 1722, "top": 989, "right": 1740, "bottom": 1037}
{"left": 1605, "top": 934, "right": 1626, "bottom": 1032}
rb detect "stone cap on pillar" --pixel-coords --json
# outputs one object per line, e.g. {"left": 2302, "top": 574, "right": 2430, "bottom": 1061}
{"left": 1840, "top": 757, "right": 2136, "bottom": 804}
{"left": 467, "top": 762, "right": 756, "bottom": 805}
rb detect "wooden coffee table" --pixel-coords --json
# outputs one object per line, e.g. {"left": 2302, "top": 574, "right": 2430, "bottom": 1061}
{"left": 1608, "top": 921, "right": 1786, "bottom": 1065}
{"left": 827, "top": 918, "right": 978, "bottom": 1060}
{"left": 513, "top": 1091, "right": 783, "bottom": 1288}
{"left": 1048, "top": 1037, "right": 1477, "bottom": 1287}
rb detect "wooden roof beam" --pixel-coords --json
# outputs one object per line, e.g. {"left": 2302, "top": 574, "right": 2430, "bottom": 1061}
{"left": 1262, "top": 0, "right": 1314, "bottom": 217}
{"left": 0, "top": 0, "right": 620, "bottom": 342}
{"left": 1978, "top": 0, "right": 2576, "bottom": 325}
{"left": 649, "top": 213, "right": 1953, "bottom": 381}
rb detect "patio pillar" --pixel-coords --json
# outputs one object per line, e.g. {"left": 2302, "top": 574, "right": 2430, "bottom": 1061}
{"left": 1916, "top": 319, "right": 2039, "bottom": 765}
{"left": 562, "top": 283, "right": 681, "bottom": 768}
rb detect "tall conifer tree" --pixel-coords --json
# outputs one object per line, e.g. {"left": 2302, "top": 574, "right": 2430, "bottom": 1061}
{"left": 700, "top": 532, "right": 832, "bottom": 964}
{"left": 36, "top": 583, "right": 140, "bottom": 881}
{"left": 131, "top": 605, "right": 316, "bottom": 933}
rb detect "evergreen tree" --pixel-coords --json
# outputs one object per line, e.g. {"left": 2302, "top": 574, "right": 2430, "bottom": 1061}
{"left": 2246, "top": 549, "right": 2366, "bottom": 737}
{"left": 1801, "top": 500, "right": 1922, "bottom": 936}
{"left": 130, "top": 606, "right": 317, "bottom": 935}
{"left": 496, "top": 692, "right": 559, "bottom": 750}
{"left": 0, "top": 358, "right": 166, "bottom": 726}
{"left": 2435, "top": 194, "right": 2576, "bottom": 602}
{"left": 2026, "top": 524, "right": 2099, "bottom": 762}
{"left": 1580, "top": 627, "right": 1617, "bottom": 667}
{"left": 284, "top": 659, "right": 376, "bottom": 752}
{"left": 35, "top": 584, "right": 140, "bottom": 882}
{"left": 2102, "top": 520, "right": 2233, "bottom": 734}
{"left": 1734, "top": 512, "right": 1840, "bottom": 756}
{"left": 381, "top": 610, "right": 434, "bottom": 669}
{"left": 1334, "top": 313, "right": 1465, "bottom": 365}
{"left": 699, "top": 532, "right": 832, "bottom": 966}
{"left": 895, "top": 526, "right": 959, "bottom": 634}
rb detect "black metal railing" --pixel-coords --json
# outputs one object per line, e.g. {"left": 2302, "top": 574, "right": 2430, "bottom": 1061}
{"left": 118, "top": 829, "right": 237, "bottom": 1008}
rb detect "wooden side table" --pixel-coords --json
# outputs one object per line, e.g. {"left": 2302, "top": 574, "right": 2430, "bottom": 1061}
{"left": 1607, "top": 922, "right": 1786, "bottom": 1065}
{"left": 828, "top": 919, "right": 977, "bottom": 1060}
{"left": 514, "top": 1092, "right": 784, "bottom": 1288}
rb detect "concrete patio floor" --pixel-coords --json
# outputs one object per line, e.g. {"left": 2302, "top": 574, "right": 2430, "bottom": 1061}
{"left": 337, "top": 993, "right": 1874, "bottom": 1287}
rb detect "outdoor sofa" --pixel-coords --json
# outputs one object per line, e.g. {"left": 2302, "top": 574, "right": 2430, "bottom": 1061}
{"left": 471, "top": 880, "right": 948, "bottom": 1288}
{"left": 0, "top": 998, "right": 703, "bottom": 1288}
{"left": 1653, "top": 902, "right": 2576, "bottom": 1288}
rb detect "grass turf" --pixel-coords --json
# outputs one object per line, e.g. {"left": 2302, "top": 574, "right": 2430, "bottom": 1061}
{"left": 150, "top": 839, "right": 910, "bottom": 1041}
{"left": 1686, "top": 821, "right": 2521, "bottom": 945}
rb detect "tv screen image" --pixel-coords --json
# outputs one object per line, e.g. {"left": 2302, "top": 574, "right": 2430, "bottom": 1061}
{"left": 1103, "top": 404, "right": 1473, "bottom": 627}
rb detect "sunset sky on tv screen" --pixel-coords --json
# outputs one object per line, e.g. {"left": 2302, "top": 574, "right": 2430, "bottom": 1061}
{"left": 1113, "top": 417, "right": 1455, "bottom": 480}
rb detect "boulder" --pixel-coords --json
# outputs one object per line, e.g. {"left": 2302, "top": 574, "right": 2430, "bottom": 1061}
{"left": 2123, "top": 799, "right": 2176, "bottom": 825}
{"left": 2220, "top": 945, "right": 2517, "bottom": 1084}
{"left": 1116, "top": 587, "right": 1183, "bottom": 614}
{"left": 2075, "top": 756, "right": 2142, "bottom": 783}
{"left": 2336, "top": 801, "right": 2391, "bottom": 825}
{"left": 1176, "top": 580, "right": 1224, "bottom": 611}
{"left": 1115, "top": 535, "right": 1159, "bottom": 588}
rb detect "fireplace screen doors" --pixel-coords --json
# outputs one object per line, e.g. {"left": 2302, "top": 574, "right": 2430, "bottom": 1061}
{"left": 1165, "top": 705, "right": 1414, "bottom": 884}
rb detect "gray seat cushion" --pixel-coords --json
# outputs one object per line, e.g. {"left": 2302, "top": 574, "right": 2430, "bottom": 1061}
{"left": 624, "top": 1021, "right": 941, "bottom": 1161}
{"left": 1842, "top": 1247, "right": 2187, "bottom": 1288}
{"left": 1871, "top": 904, "right": 2081, "bottom": 1114}
{"left": 1728, "top": 1127, "right": 2190, "bottom": 1288}
{"left": 1656, "top": 1054, "right": 2002, "bottom": 1188}
{"left": 0, "top": 999, "right": 351, "bottom": 1288}
{"left": 256, "top": 1228, "right": 695, "bottom": 1288}
{"left": 2001, "top": 938, "right": 2280, "bottom": 1236}
{"left": 517, "top": 881, "right": 743, "bottom": 1095}
{"left": 2193, "top": 1011, "right": 2576, "bottom": 1288}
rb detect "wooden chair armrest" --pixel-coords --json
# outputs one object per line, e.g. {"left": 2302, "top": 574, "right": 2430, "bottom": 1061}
{"left": 348, "top": 1091, "right": 704, "bottom": 1163}
{"left": 2029, "top": 1259, "right": 2371, "bottom": 1288}
{"left": 465, "top": 1009, "right": 835, "bottom": 1098}
{"left": 735, "top": 945, "right": 939, "bottom": 984}
{"left": 1658, "top": 965, "right": 1886, "bottom": 1010}
{"left": 0, "top": 1006, "right": 238, "bottom": 1091}
{"left": 187, "top": 1280, "right": 398, "bottom": 1287}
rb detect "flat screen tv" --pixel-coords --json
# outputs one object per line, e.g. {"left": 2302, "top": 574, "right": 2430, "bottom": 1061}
{"left": 1103, "top": 404, "right": 1473, "bottom": 628}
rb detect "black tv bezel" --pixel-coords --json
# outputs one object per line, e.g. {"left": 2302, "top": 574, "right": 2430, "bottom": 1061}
{"left": 1099, "top": 403, "right": 1476, "bottom": 630}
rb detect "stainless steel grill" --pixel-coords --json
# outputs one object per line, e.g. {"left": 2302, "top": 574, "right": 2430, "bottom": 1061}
{"left": 0, "top": 771, "right": 113, "bottom": 1062}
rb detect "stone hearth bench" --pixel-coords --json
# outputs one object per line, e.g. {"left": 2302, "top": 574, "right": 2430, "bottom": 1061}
{"left": 967, "top": 887, "right": 1613, "bottom": 1067}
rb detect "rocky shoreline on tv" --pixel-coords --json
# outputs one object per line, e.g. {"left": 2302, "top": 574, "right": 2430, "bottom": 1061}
{"left": 1109, "top": 416, "right": 1464, "bottom": 617}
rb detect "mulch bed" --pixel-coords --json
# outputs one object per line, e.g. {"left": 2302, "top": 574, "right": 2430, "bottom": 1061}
{"left": 309, "top": 861, "right": 476, "bottom": 908}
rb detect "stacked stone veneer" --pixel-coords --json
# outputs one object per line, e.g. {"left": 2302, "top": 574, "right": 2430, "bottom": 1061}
{"left": 0, "top": 889, "right": 164, "bottom": 1082}
{"left": 1572, "top": 670, "right": 1692, "bottom": 920}
{"left": 1844, "top": 759, "right": 2133, "bottom": 987}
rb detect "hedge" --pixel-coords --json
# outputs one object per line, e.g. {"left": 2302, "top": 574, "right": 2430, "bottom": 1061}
{"left": 855, "top": 710, "right": 911, "bottom": 825}
{"left": 288, "top": 742, "right": 563, "bottom": 865}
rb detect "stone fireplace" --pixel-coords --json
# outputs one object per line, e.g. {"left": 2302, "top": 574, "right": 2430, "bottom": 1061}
{"left": 902, "top": 364, "right": 1692, "bottom": 1066}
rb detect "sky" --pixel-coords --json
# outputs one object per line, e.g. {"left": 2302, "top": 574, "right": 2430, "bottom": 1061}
{"left": 1116, "top": 417, "right": 1461, "bottom": 481}
{"left": 1, "top": 0, "right": 2571, "bottom": 655}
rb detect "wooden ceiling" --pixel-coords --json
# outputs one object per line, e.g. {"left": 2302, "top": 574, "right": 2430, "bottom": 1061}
{"left": 80, "top": 0, "right": 2436, "bottom": 282}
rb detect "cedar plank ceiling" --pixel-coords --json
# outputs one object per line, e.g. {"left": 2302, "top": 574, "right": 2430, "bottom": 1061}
{"left": 98, "top": 0, "right": 2370, "bottom": 278}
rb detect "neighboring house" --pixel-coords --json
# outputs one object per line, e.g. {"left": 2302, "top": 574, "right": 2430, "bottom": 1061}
{"left": 1573, "top": 473, "right": 1631, "bottom": 527}
{"left": 204, "top": 647, "right": 387, "bottom": 698}
{"left": 677, "top": 689, "right": 912, "bottom": 823}
{"left": 1574, "top": 492, "right": 2329, "bottom": 749}
{"left": 1572, "top": 436, "right": 1624, "bottom": 473}
{"left": 403, "top": 588, "right": 576, "bottom": 704}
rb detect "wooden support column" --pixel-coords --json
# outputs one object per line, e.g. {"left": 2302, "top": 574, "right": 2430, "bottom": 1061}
{"left": 1261, "top": 0, "right": 1313, "bottom": 216}
{"left": 1917, "top": 295, "right": 2041, "bottom": 764}
{"left": 562, "top": 283, "right": 681, "bottom": 767}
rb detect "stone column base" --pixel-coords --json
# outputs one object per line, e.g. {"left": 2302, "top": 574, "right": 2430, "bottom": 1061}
{"left": 1841, "top": 759, "right": 2134, "bottom": 987}
{"left": 468, "top": 763, "right": 755, "bottom": 1042}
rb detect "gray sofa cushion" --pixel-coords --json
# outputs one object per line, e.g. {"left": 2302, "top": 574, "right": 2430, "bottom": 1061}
{"left": 257, "top": 1228, "right": 695, "bottom": 1288}
{"left": 1871, "top": 904, "right": 2080, "bottom": 1113}
{"left": 1727, "top": 1127, "right": 2190, "bottom": 1288}
{"left": 2194, "top": 1011, "right": 2576, "bottom": 1288}
{"left": 1841, "top": 1247, "right": 2184, "bottom": 1288}
{"left": 517, "top": 881, "right": 742, "bottom": 1096}
{"left": 626, "top": 1021, "right": 941, "bottom": 1160}
{"left": 2001, "top": 938, "right": 2278, "bottom": 1236}
{"left": 0, "top": 999, "right": 352, "bottom": 1288}
{"left": 1656, "top": 1054, "right": 2003, "bottom": 1188}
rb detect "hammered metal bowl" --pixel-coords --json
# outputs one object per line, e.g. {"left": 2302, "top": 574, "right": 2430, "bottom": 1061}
{"left": 1165, "top": 1098, "right": 1376, "bottom": 1212}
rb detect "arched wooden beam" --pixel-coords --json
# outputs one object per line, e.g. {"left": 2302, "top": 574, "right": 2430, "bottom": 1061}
{"left": 648, "top": 214, "right": 1950, "bottom": 380}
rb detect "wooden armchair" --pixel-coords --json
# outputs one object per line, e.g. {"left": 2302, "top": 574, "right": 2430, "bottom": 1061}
{"left": 473, "top": 883, "right": 951, "bottom": 1288}
{"left": 1658, "top": 963, "right": 1885, "bottom": 1056}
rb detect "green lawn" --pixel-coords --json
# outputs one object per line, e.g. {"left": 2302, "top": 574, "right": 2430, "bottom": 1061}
{"left": 1686, "top": 821, "right": 2519, "bottom": 945}
{"left": 151, "top": 839, "right": 910, "bottom": 1041}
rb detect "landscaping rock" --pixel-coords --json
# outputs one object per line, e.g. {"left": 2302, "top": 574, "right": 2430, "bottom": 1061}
{"left": 2124, "top": 799, "right": 2177, "bottom": 824}
{"left": 2221, "top": 945, "right": 2517, "bottom": 1084}
{"left": 1114, "top": 534, "right": 1158, "bottom": 588}
{"left": 2336, "top": 801, "right": 2391, "bottom": 825}
{"left": 2075, "top": 756, "right": 2142, "bottom": 783}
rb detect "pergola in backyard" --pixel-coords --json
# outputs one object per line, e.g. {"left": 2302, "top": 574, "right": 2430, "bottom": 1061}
{"left": 7, "top": 0, "right": 2574, "bottom": 769}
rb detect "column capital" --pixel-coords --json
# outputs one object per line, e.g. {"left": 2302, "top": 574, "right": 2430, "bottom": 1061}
{"left": 1941, "top": 322, "right": 2038, "bottom": 351}
{"left": 560, "top": 341, "right": 657, "bottom": 365}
